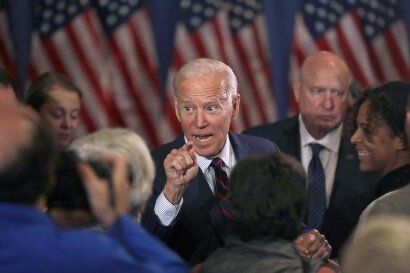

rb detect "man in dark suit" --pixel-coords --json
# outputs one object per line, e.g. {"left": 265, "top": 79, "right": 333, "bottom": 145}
{"left": 244, "top": 51, "right": 377, "bottom": 258}
{"left": 142, "top": 58, "right": 331, "bottom": 266}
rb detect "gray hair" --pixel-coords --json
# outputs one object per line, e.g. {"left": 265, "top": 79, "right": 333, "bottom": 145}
{"left": 173, "top": 58, "right": 238, "bottom": 98}
{"left": 341, "top": 216, "right": 410, "bottom": 273}
{"left": 70, "top": 128, "right": 155, "bottom": 214}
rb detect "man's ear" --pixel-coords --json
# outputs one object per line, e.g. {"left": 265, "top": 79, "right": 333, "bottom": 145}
{"left": 175, "top": 99, "right": 181, "bottom": 122}
{"left": 293, "top": 81, "right": 301, "bottom": 103}
{"left": 231, "top": 94, "right": 240, "bottom": 120}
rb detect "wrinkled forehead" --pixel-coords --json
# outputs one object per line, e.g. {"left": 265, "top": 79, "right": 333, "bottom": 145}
{"left": 176, "top": 74, "right": 232, "bottom": 100}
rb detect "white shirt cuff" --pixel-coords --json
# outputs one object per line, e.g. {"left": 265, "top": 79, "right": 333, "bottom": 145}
{"left": 154, "top": 191, "right": 183, "bottom": 226}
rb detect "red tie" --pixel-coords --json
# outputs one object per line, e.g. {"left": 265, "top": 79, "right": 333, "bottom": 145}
{"left": 210, "top": 157, "right": 234, "bottom": 222}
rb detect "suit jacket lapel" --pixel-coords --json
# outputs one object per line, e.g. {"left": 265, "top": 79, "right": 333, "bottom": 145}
{"left": 327, "top": 136, "right": 356, "bottom": 206}
{"left": 284, "top": 117, "right": 301, "bottom": 160}
{"left": 229, "top": 133, "right": 250, "bottom": 160}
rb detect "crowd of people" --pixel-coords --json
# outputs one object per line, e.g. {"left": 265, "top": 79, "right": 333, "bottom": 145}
{"left": 0, "top": 52, "right": 409, "bottom": 273}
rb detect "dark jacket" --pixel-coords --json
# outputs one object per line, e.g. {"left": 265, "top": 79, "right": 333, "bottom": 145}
{"left": 202, "top": 236, "right": 323, "bottom": 273}
{"left": 141, "top": 133, "right": 279, "bottom": 265}
{"left": 243, "top": 116, "right": 378, "bottom": 258}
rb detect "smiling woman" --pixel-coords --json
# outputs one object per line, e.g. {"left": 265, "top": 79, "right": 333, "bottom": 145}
{"left": 349, "top": 81, "right": 410, "bottom": 199}
{"left": 25, "top": 72, "right": 82, "bottom": 148}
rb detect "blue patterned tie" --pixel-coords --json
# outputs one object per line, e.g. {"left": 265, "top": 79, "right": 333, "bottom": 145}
{"left": 210, "top": 157, "right": 233, "bottom": 223}
{"left": 307, "top": 143, "right": 326, "bottom": 230}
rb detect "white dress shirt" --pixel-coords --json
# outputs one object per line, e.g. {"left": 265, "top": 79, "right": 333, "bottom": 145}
{"left": 154, "top": 136, "right": 236, "bottom": 226}
{"left": 299, "top": 115, "right": 342, "bottom": 206}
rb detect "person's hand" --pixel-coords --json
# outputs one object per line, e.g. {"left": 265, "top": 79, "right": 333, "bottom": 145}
{"left": 294, "top": 229, "right": 332, "bottom": 260}
{"left": 77, "top": 154, "right": 130, "bottom": 227}
{"left": 163, "top": 142, "right": 198, "bottom": 204}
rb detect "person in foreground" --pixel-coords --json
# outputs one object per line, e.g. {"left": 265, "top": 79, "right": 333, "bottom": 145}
{"left": 0, "top": 68, "right": 19, "bottom": 107}
{"left": 141, "top": 58, "right": 331, "bottom": 266}
{"left": 25, "top": 72, "right": 82, "bottom": 147}
{"left": 201, "top": 153, "right": 339, "bottom": 273}
{"left": 350, "top": 81, "right": 410, "bottom": 224}
{"left": 341, "top": 216, "right": 410, "bottom": 273}
{"left": 243, "top": 51, "right": 377, "bottom": 258}
{"left": 0, "top": 105, "right": 188, "bottom": 273}
{"left": 48, "top": 127, "right": 156, "bottom": 228}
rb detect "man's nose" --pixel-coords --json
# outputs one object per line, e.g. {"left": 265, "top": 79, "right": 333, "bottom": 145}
{"left": 194, "top": 111, "right": 207, "bottom": 128}
{"left": 322, "top": 92, "right": 335, "bottom": 109}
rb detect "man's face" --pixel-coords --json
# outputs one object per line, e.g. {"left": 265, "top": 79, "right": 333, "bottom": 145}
{"left": 38, "top": 87, "right": 81, "bottom": 147}
{"left": 0, "top": 84, "right": 18, "bottom": 107}
{"left": 175, "top": 74, "right": 240, "bottom": 158}
{"left": 294, "top": 66, "right": 349, "bottom": 139}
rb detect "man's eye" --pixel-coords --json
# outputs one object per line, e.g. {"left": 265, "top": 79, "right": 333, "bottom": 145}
{"left": 184, "top": 106, "right": 193, "bottom": 112}
{"left": 332, "top": 89, "right": 345, "bottom": 97}
{"left": 206, "top": 105, "right": 217, "bottom": 112}
{"left": 311, "top": 88, "right": 324, "bottom": 94}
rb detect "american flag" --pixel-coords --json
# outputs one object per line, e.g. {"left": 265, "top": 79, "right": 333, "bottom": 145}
{"left": 1, "top": 0, "right": 409, "bottom": 147}
{"left": 166, "top": 0, "right": 277, "bottom": 133}
{"left": 290, "top": 0, "right": 410, "bottom": 110}
{"left": 0, "top": 1, "right": 16, "bottom": 76}
{"left": 28, "top": 0, "right": 180, "bottom": 148}
{"left": 94, "top": 0, "right": 180, "bottom": 147}
{"left": 30, "top": 0, "right": 112, "bottom": 135}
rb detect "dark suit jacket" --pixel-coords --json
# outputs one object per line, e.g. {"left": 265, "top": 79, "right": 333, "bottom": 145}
{"left": 243, "top": 116, "right": 378, "bottom": 258}
{"left": 141, "top": 133, "right": 279, "bottom": 265}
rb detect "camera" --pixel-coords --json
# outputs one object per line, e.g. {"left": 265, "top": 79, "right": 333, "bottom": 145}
{"left": 47, "top": 150, "right": 113, "bottom": 212}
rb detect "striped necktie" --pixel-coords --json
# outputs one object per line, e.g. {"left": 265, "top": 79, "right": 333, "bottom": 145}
{"left": 210, "top": 157, "right": 233, "bottom": 222}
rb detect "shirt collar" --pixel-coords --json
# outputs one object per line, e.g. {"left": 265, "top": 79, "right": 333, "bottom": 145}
{"left": 299, "top": 114, "right": 342, "bottom": 153}
{"left": 184, "top": 135, "right": 233, "bottom": 173}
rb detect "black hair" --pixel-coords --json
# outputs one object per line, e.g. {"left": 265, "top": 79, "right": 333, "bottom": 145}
{"left": 228, "top": 153, "right": 307, "bottom": 242}
{"left": 347, "top": 81, "right": 410, "bottom": 140}
{"left": 25, "top": 72, "right": 82, "bottom": 111}
{"left": 0, "top": 118, "right": 57, "bottom": 204}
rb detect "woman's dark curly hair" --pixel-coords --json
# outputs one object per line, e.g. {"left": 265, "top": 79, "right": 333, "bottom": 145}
{"left": 228, "top": 152, "right": 307, "bottom": 242}
{"left": 347, "top": 81, "right": 410, "bottom": 141}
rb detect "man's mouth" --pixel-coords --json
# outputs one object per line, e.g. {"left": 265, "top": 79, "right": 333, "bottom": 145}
{"left": 193, "top": 135, "right": 212, "bottom": 143}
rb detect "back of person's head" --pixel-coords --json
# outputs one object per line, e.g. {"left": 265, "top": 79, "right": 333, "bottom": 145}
{"left": 25, "top": 72, "right": 82, "bottom": 110}
{"left": 350, "top": 81, "right": 410, "bottom": 139}
{"left": 0, "top": 68, "right": 18, "bottom": 106}
{"left": 0, "top": 105, "right": 57, "bottom": 205}
{"left": 173, "top": 58, "right": 238, "bottom": 97}
{"left": 70, "top": 128, "right": 155, "bottom": 216}
{"left": 228, "top": 153, "right": 307, "bottom": 242}
{"left": 0, "top": 68, "right": 15, "bottom": 88}
{"left": 341, "top": 216, "right": 410, "bottom": 273}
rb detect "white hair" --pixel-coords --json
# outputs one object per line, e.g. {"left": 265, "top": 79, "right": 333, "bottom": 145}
{"left": 70, "top": 128, "right": 155, "bottom": 214}
{"left": 173, "top": 58, "right": 238, "bottom": 98}
{"left": 341, "top": 216, "right": 410, "bottom": 273}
